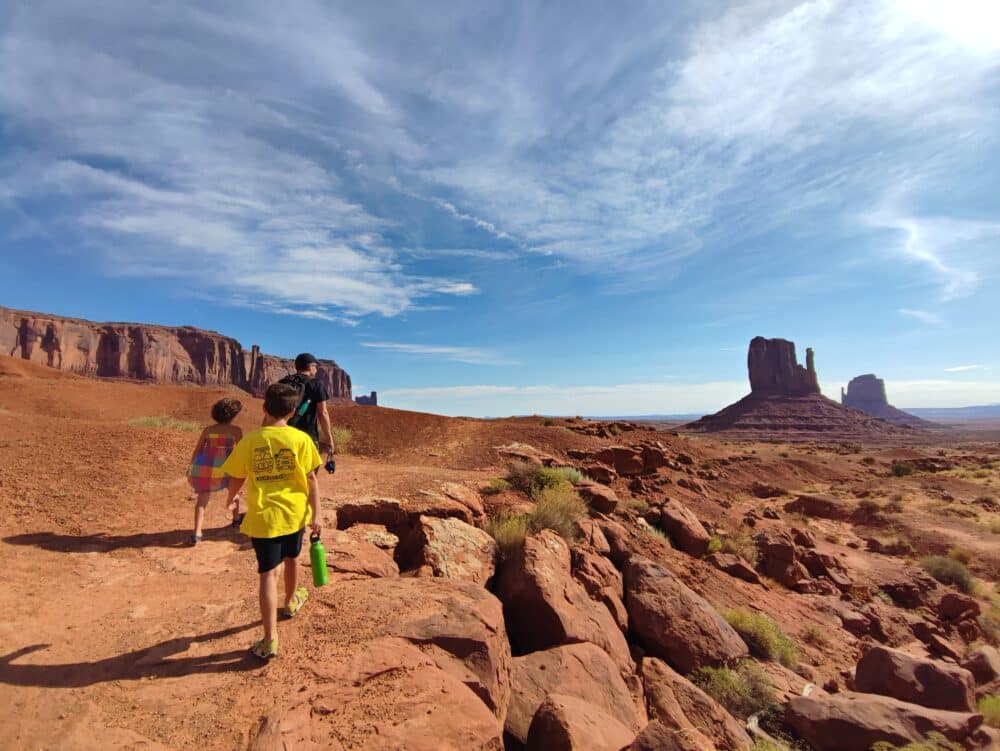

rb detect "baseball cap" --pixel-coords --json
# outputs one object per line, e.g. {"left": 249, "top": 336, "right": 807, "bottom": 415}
{"left": 294, "top": 352, "right": 319, "bottom": 370}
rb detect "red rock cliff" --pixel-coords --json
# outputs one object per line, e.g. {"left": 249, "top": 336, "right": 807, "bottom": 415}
{"left": 747, "top": 336, "right": 820, "bottom": 396}
{"left": 0, "top": 306, "right": 351, "bottom": 399}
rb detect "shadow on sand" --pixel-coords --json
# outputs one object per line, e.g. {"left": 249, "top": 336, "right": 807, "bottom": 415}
{"left": 0, "top": 623, "right": 260, "bottom": 687}
{"left": 2, "top": 524, "right": 249, "bottom": 553}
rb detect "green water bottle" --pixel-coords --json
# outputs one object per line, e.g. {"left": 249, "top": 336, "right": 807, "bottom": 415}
{"left": 310, "top": 533, "right": 329, "bottom": 587}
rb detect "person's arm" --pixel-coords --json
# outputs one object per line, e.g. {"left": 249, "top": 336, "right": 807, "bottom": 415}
{"left": 226, "top": 477, "right": 245, "bottom": 512}
{"left": 317, "top": 400, "right": 334, "bottom": 453}
{"left": 307, "top": 471, "right": 321, "bottom": 535}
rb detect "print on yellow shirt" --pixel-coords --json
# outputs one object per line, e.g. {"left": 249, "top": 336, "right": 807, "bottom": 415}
{"left": 222, "top": 425, "right": 322, "bottom": 539}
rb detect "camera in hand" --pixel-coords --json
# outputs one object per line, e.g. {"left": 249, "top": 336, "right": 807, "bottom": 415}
{"left": 324, "top": 458, "right": 336, "bottom": 474}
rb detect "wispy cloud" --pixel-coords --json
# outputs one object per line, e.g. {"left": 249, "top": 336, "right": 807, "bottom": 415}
{"left": 944, "top": 365, "right": 988, "bottom": 373}
{"left": 361, "top": 342, "right": 517, "bottom": 366}
{"left": 898, "top": 308, "right": 941, "bottom": 325}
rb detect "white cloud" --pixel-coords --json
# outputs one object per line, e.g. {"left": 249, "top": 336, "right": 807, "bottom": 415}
{"left": 898, "top": 308, "right": 941, "bottom": 325}
{"left": 361, "top": 342, "right": 517, "bottom": 366}
{"left": 943, "top": 365, "right": 987, "bottom": 373}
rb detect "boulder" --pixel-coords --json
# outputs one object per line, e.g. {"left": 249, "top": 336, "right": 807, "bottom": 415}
{"left": 641, "top": 445, "right": 671, "bottom": 471}
{"left": 525, "top": 694, "right": 636, "bottom": 751}
{"left": 344, "top": 523, "right": 398, "bottom": 552}
{"left": 581, "top": 463, "right": 617, "bottom": 485}
{"left": 320, "top": 529, "right": 399, "bottom": 578}
{"left": 800, "top": 549, "right": 852, "bottom": 591}
{"left": 572, "top": 547, "right": 628, "bottom": 631}
{"left": 404, "top": 516, "right": 497, "bottom": 585}
{"left": 784, "top": 692, "right": 984, "bottom": 751}
{"left": 623, "top": 556, "right": 748, "bottom": 673}
{"left": 576, "top": 481, "right": 619, "bottom": 514}
{"left": 440, "top": 482, "right": 486, "bottom": 522}
{"left": 495, "top": 442, "right": 560, "bottom": 466}
{"left": 505, "top": 643, "right": 643, "bottom": 745}
{"left": 784, "top": 493, "right": 854, "bottom": 520}
{"left": 705, "top": 552, "right": 762, "bottom": 585}
{"left": 962, "top": 646, "right": 1000, "bottom": 685}
{"left": 656, "top": 500, "right": 711, "bottom": 556}
{"left": 879, "top": 568, "right": 939, "bottom": 609}
{"left": 576, "top": 519, "right": 611, "bottom": 555}
{"left": 625, "top": 721, "right": 712, "bottom": 751}
{"left": 496, "top": 530, "right": 633, "bottom": 673}
{"left": 641, "top": 657, "right": 752, "bottom": 751}
{"left": 597, "top": 518, "right": 641, "bottom": 566}
{"left": 336, "top": 497, "right": 408, "bottom": 530}
{"left": 938, "top": 592, "right": 980, "bottom": 622}
{"left": 855, "top": 646, "right": 977, "bottom": 712}
{"left": 596, "top": 446, "right": 645, "bottom": 476}
{"left": 755, "top": 528, "right": 815, "bottom": 592}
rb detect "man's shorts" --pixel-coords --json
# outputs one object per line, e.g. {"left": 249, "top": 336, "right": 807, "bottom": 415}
{"left": 251, "top": 529, "right": 305, "bottom": 573}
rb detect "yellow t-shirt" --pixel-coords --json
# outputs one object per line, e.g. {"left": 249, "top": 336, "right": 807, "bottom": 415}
{"left": 221, "top": 425, "right": 322, "bottom": 539}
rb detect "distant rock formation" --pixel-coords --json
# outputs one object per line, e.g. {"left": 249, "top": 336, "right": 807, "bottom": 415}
{"left": 841, "top": 374, "right": 933, "bottom": 428}
{"left": 748, "top": 336, "right": 820, "bottom": 396}
{"left": 684, "top": 337, "right": 912, "bottom": 437}
{"left": 356, "top": 391, "right": 378, "bottom": 406}
{"left": 0, "top": 305, "right": 351, "bottom": 399}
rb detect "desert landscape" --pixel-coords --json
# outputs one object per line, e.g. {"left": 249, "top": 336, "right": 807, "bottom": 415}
{"left": 1, "top": 310, "right": 999, "bottom": 751}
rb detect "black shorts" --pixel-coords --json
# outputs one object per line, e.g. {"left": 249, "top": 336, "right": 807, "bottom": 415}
{"left": 251, "top": 529, "right": 305, "bottom": 573}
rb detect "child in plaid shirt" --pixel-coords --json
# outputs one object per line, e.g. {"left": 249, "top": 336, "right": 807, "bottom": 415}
{"left": 187, "top": 398, "right": 243, "bottom": 544}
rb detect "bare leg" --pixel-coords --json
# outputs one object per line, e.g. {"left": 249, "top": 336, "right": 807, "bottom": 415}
{"left": 259, "top": 568, "right": 279, "bottom": 643}
{"left": 283, "top": 556, "right": 298, "bottom": 608}
{"left": 193, "top": 492, "right": 210, "bottom": 537}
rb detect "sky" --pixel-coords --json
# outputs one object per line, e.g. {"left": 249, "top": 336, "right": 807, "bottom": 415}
{"left": 1, "top": 0, "right": 999, "bottom": 417}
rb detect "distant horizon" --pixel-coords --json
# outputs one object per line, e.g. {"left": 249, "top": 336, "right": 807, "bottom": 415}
{"left": 2, "top": 2, "right": 997, "bottom": 418}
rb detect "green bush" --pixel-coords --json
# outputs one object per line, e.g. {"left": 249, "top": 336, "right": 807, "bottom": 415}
{"left": 891, "top": 460, "right": 915, "bottom": 477}
{"left": 723, "top": 608, "right": 798, "bottom": 668}
{"left": 329, "top": 426, "right": 352, "bottom": 451}
{"left": 871, "top": 732, "right": 961, "bottom": 750}
{"left": 920, "top": 555, "right": 974, "bottom": 593}
{"left": 861, "top": 456, "right": 877, "bottom": 465}
{"left": 857, "top": 498, "right": 882, "bottom": 516}
{"left": 482, "top": 478, "right": 511, "bottom": 496}
{"left": 884, "top": 497, "right": 905, "bottom": 513}
{"left": 948, "top": 546, "right": 974, "bottom": 565}
{"left": 980, "top": 694, "right": 1000, "bottom": 728}
{"left": 722, "top": 532, "right": 759, "bottom": 567}
{"left": 541, "top": 417, "right": 556, "bottom": 427}
{"left": 991, "top": 520, "right": 1000, "bottom": 535}
{"left": 128, "top": 415, "right": 199, "bottom": 432}
{"left": 485, "top": 513, "right": 528, "bottom": 555}
{"left": 801, "top": 624, "right": 828, "bottom": 648}
{"left": 527, "top": 484, "right": 587, "bottom": 541}
{"left": 621, "top": 496, "right": 649, "bottom": 514}
{"left": 707, "top": 536, "right": 723, "bottom": 554}
{"left": 690, "top": 661, "right": 775, "bottom": 719}
{"left": 507, "top": 462, "right": 582, "bottom": 496}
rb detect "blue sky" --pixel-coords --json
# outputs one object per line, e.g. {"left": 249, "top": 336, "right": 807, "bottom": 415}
{"left": 1, "top": 0, "right": 999, "bottom": 416}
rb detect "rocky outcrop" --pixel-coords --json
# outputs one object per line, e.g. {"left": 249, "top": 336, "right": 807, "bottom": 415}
{"left": 855, "top": 646, "right": 977, "bottom": 712}
{"left": 0, "top": 305, "right": 351, "bottom": 398}
{"left": 525, "top": 694, "right": 636, "bottom": 751}
{"left": 841, "top": 374, "right": 931, "bottom": 428}
{"left": 747, "top": 336, "right": 820, "bottom": 396}
{"left": 355, "top": 390, "right": 378, "bottom": 406}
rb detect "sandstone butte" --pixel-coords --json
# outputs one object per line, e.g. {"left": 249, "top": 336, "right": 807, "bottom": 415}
{"left": 0, "top": 305, "right": 351, "bottom": 398}
{"left": 684, "top": 336, "right": 915, "bottom": 438}
{"left": 841, "top": 373, "right": 935, "bottom": 429}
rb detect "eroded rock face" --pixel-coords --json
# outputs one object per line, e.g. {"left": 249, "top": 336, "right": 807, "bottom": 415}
{"left": 0, "top": 305, "right": 351, "bottom": 398}
{"left": 747, "top": 336, "right": 819, "bottom": 396}
{"left": 855, "top": 646, "right": 977, "bottom": 712}
{"left": 841, "top": 374, "right": 929, "bottom": 427}
{"left": 525, "top": 694, "right": 636, "bottom": 751}
{"left": 623, "top": 556, "right": 748, "bottom": 673}
{"left": 505, "top": 643, "right": 644, "bottom": 745}
{"left": 653, "top": 500, "right": 711, "bottom": 556}
{"left": 784, "top": 692, "right": 984, "bottom": 751}
{"left": 407, "top": 516, "right": 498, "bottom": 585}
{"left": 625, "top": 721, "right": 711, "bottom": 751}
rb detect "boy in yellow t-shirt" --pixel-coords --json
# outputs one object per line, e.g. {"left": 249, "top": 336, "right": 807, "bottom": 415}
{"left": 222, "top": 382, "right": 322, "bottom": 661}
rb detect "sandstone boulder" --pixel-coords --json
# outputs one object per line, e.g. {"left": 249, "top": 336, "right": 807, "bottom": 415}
{"left": 572, "top": 547, "right": 628, "bottom": 631}
{"left": 576, "top": 481, "right": 619, "bottom": 514}
{"left": 641, "top": 657, "right": 751, "bottom": 751}
{"left": 496, "top": 442, "right": 560, "bottom": 466}
{"left": 335, "top": 497, "right": 408, "bottom": 529}
{"left": 625, "top": 721, "right": 712, "bottom": 751}
{"left": 963, "top": 646, "right": 1000, "bottom": 685}
{"left": 403, "top": 516, "right": 497, "bottom": 585}
{"left": 855, "top": 646, "right": 977, "bottom": 712}
{"left": 641, "top": 444, "right": 671, "bottom": 471}
{"left": 525, "top": 694, "right": 636, "bottom": 751}
{"left": 656, "top": 500, "right": 711, "bottom": 556}
{"left": 938, "top": 592, "right": 980, "bottom": 622}
{"left": 496, "top": 530, "right": 633, "bottom": 672}
{"left": 581, "top": 463, "right": 617, "bottom": 485}
{"left": 440, "top": 482, "right": 487, "bottom": 522}
{"left": 755, "top": 529, "right": 815, "bottom": 592}
{"left": 596, "top": 446, "right": 645, "bottom": 476}
{"left": 705, "top": 552, "right": 762, "bottom": 585}
{"left": 505, "top": 643, "right": 643, "bottom": 745}
{"left": 320, "top": 529, "right": 399, "bottom": 578}
{"left": 344, "top": 523, "right": 399, "bottom": 552}
{"left": 576, "top": 519, "right": 611, "bottom": 555}
{"left": 785, "top": 692, "right": 984, "bottom": 751}
{"left": 624, "top": 556, "right": 748, "bottom": 673}
{"left": 784, "top": 493, "right": 854, "bottom": 520}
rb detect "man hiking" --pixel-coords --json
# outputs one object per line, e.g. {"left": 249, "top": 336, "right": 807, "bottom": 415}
{"left": 280, "top": 353, "right": 336, "bottom": 458}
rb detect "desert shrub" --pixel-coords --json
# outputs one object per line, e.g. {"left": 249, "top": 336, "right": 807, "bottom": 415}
{"left": 528, "top": 484, "right": 587, "bottom": 541}
{"left": 707, "top": 536, "right": 723, "bottom": 554}
{"left": 920, "top": 555, "right": 974, "bottom": 593}
{"left": 128, "top": 416, "right": 199, "bottom": 432}
{"left": 948, "top": 546, "right": 974, "bottom": 565}
{"left": 621, "top": 496, "right": 649, "bottom": 514}
{"left": 838, "top": 442, "right": 863, "bottom": 454}
{"left": 485, "top": 513, "right": 528, "bottom": 555}
{"left": 722, "top": 532, "right": 759, "bottom": 567}
{"left": 801, "top": 624, "right": 828, "bottom": 648}
{"left": 508, "top": 463, "right": 582, "bottom": 496}
{"left": 329, "top": 426, "right": 352, "bottom": 451}
{"left": 779, "top": 451, "right": 790, "bottom": 458}
{"left": 690, "top": 661, "right": 775, "bottom": 719}
{"left": 723, "top": 608, "right": 798, "bottom": 668}
{"left": 871, "top": 733, "right": 961, "bottom": 751}
{"left": 891, "top": 460, "right": 915, "bottom": 477}
{"left": 506, "top": 461, "right": 539, "bottom": 494}
{"left": 990, "top": 520, "right": 1000, "bottom": 535}
{"left": 980, "top": 694, "right": 1000, "bottom": 727}
{"left": 541, "top": 417, "right": 555, "bottom": 427}
{"left": 857, "top": 498, "right": 882, "bottom": 516}
{"left": 978, "top": 610, "right": 1000, "bottom": 645}
{"left": 884, "top": 497, "right": 905, "bottom": 513}
{"left": 861, "top": 456, "right": 877, "bottom": 465}
{"left": 482, "top": 478, "right": 511, "bottom": 496}
{"left": 643, "top": 523, "right": 668, "bottom": 541}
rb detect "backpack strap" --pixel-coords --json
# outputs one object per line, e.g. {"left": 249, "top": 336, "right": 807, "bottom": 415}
{"left": 279, "top": 373, "right": 311, "bottom": 427}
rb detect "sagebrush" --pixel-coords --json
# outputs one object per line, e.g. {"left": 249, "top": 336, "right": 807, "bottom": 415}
{"left": 128, "top": 416, "right": 199, "bottom": 432}
{"left": 690, "top": 661, "right": 774, "bottom": 719}
{"left": 723, "top": 608, "right": 798, "bottom": 668}
{"left": 920, "top": 555, "right": 974, "bottom": 594}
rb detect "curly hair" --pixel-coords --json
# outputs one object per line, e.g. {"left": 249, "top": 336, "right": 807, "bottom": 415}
{"left": 211, "top": 397, "right": 243, "bottom": 423}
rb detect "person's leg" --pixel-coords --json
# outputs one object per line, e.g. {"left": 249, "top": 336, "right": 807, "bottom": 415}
{"left": 193, "top": 492, "right": 210, "bottom": 537}
{"left": 283, "top": 556, "right": 298, "bottom": 607}
{"left": 259, "top": 567, "right": 279, "bottom": 643}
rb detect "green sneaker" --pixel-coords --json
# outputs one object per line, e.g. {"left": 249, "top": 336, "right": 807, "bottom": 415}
{"left": 285, "top": 586, "right": 309, "bottom": 618}
{"left": 249, "top": 638, "right": 278, "bottom": 661}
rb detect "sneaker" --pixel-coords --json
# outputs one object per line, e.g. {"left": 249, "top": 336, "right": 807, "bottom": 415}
{"left": 249, "top": 638, "right": 278, "bottom": 661}
{"left": 284, "top": 586, "right": 309, "bottom": 618}
{"left": 190, "top": 534, "right": 202, "bottom": 546}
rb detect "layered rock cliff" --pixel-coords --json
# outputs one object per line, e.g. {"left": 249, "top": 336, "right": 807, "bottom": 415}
{"left": 748, "top": 336, "right": 820, "bottom": 396}
{"left": 0, "top": 306, "right": 351, "bottom": 399}
{"left": 841, "top": 374, "right": 933, "bottom": 428}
